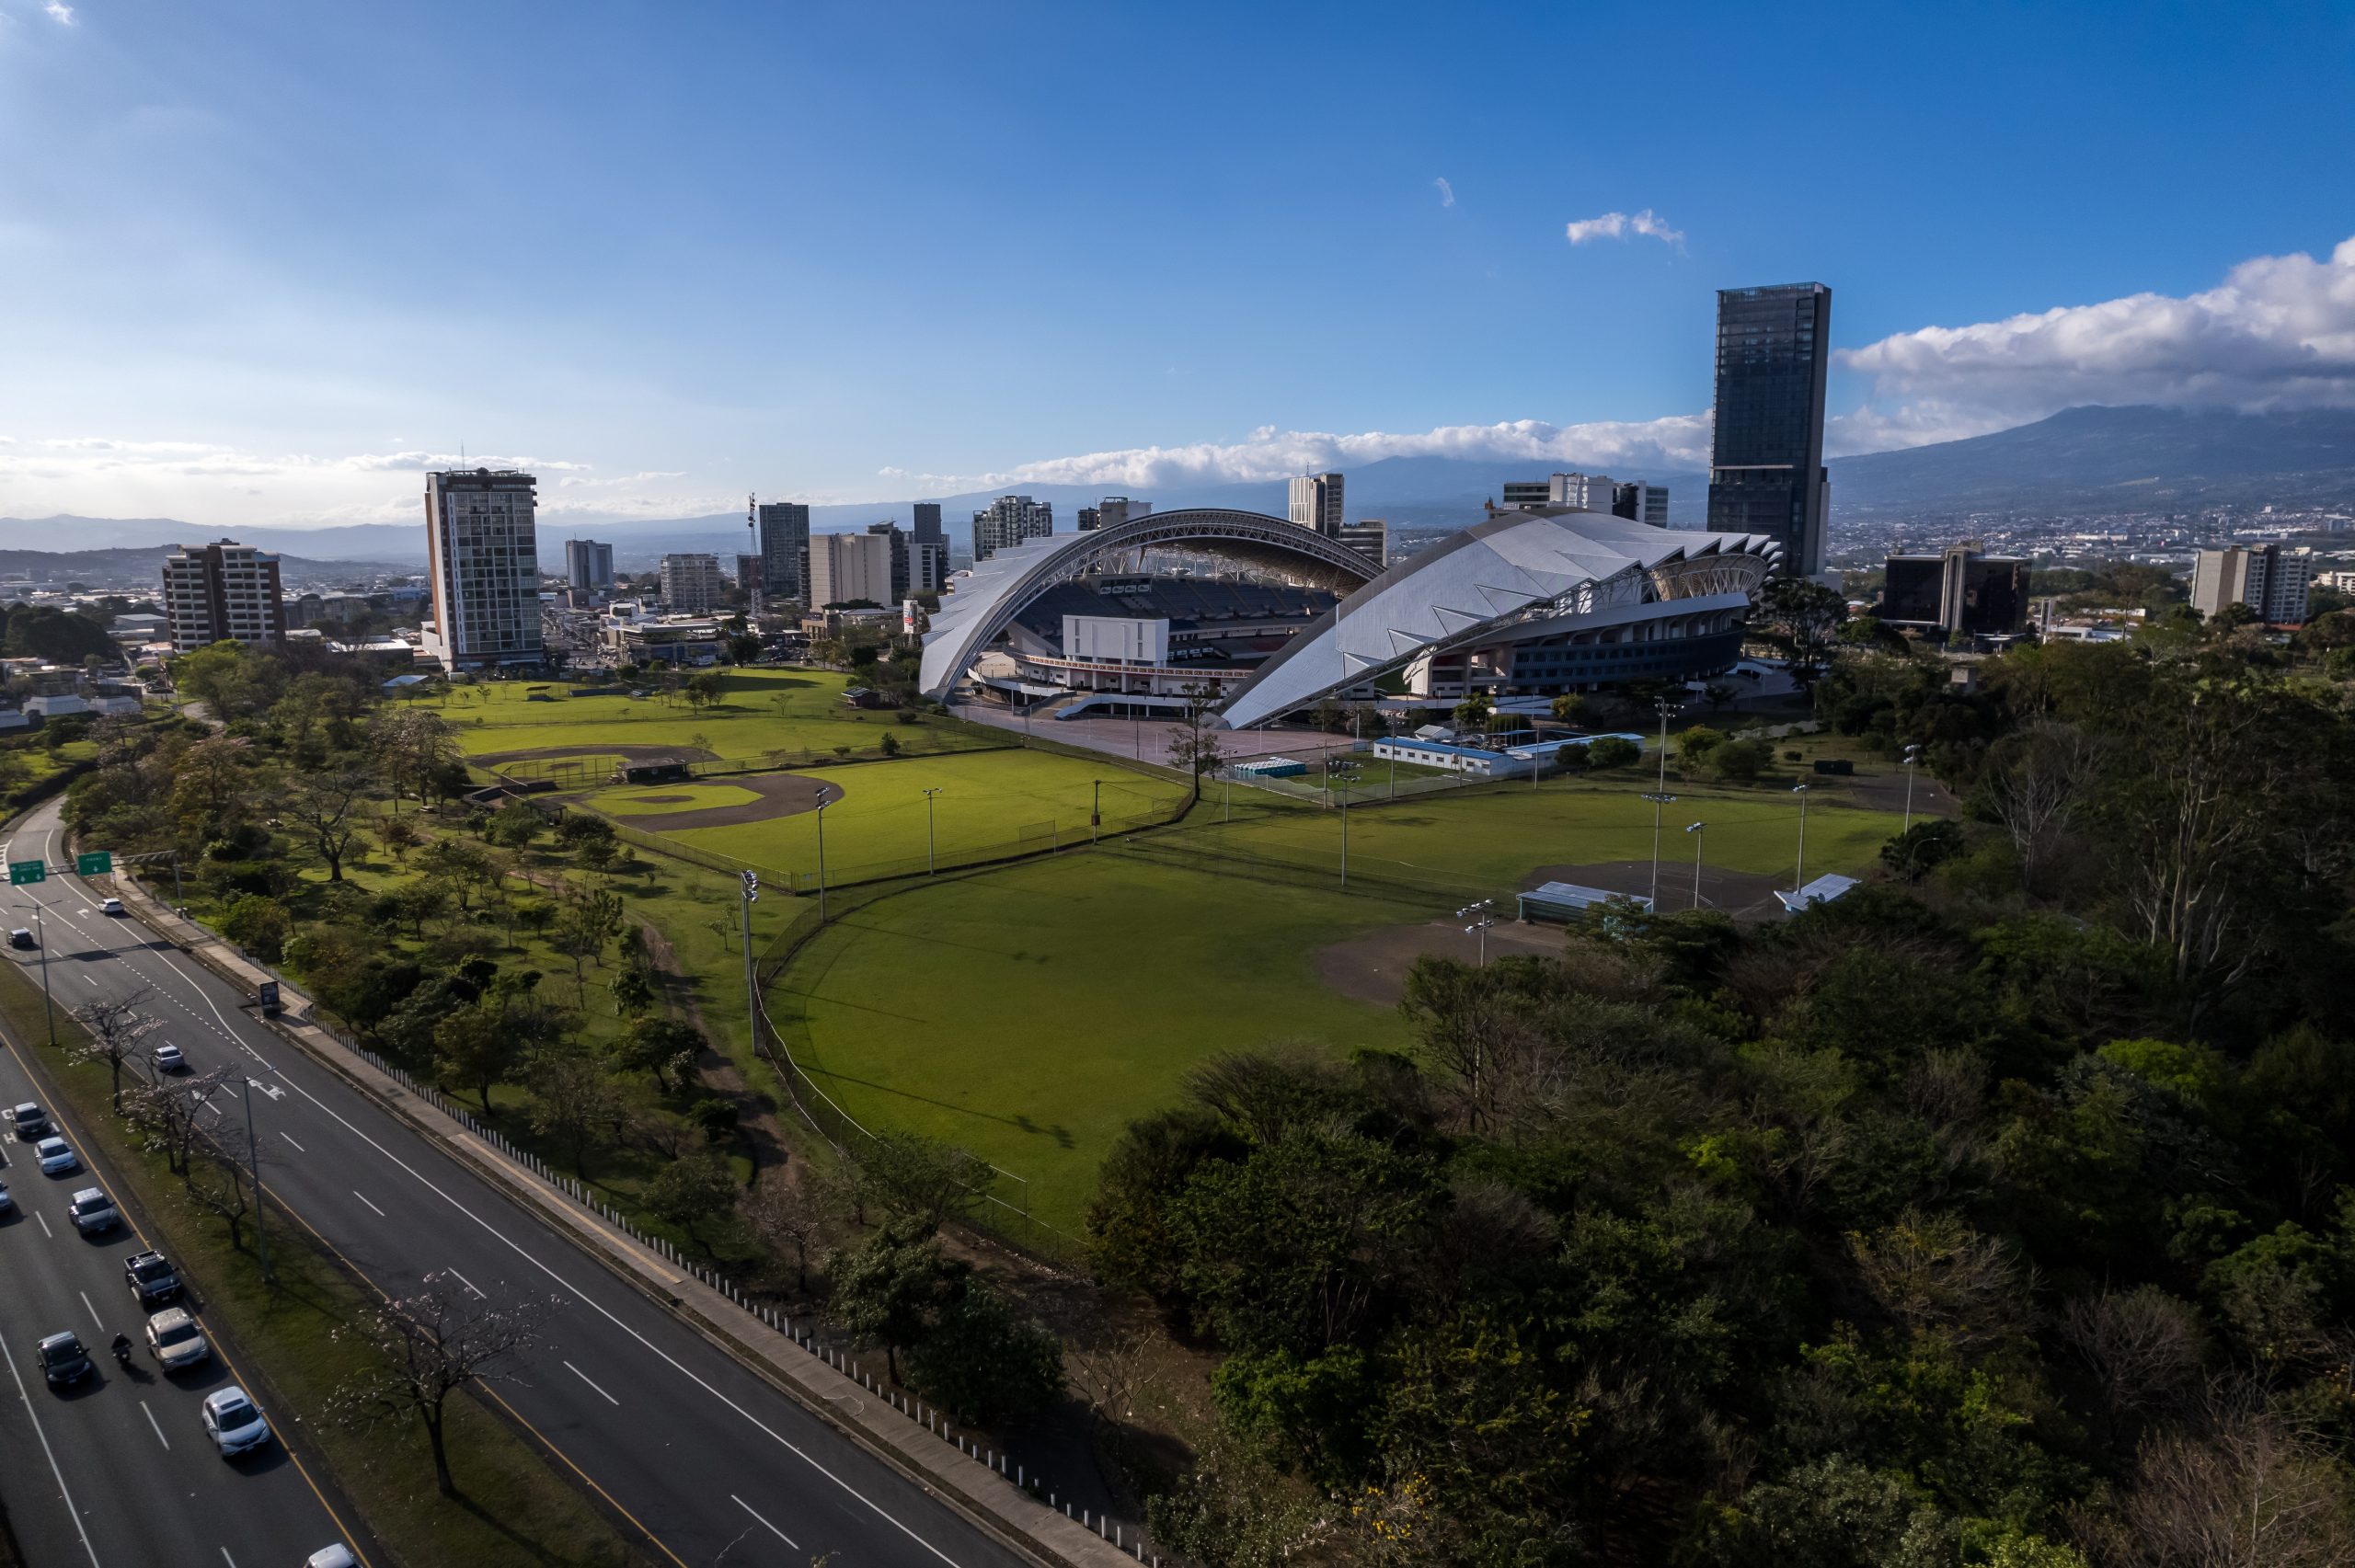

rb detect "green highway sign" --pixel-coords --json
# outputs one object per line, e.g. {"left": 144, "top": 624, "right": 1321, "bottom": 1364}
{"left": 75, "top": 852, "right": 111, "bottom": 876}
{"left": 6, "top": 861, "right": 42, "bottom": 887}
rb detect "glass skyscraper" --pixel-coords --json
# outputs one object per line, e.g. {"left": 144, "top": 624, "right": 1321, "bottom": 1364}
{"left": 1706, "top": 282, "right": 1832, "bottom": 578}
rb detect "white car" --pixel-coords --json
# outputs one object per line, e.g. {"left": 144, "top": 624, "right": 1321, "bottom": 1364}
{"left": 201, "top": 1386, "right": 271, "bottom": 1458}
{"left": 144, "top": 1307, "right": 210, "bottom": 1371}
{"left": 306, "top": 1548, "right": 359, "bottom": 1568}
{"left": 34, "top": 1138, "right": 78, "bottom": 1176}
{"left": 66, "top": 1187, "right": 117, "bottom": 1234}
{"left": 151, "top": 1044, "right": 186, "bottom": 1073}
{"left": 99, "top": 898, "right": 124, "bottom": 916}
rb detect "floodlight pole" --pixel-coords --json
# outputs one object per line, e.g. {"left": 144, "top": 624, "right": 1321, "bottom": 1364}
{"left": 1641, "top": 792, "right": 1677, "bottom": 911}
{"left": 1686, "top": 821, "right": 1706, "bottom": 911}
{"left": 814, "top": 795, "right": 830, "bottom": 923}
{"left": 1901, "top": 742, "right": 1922, "bottom": 832}
{"left": 1792, "top": 784, "right": 1811, "bottom": 894}
{"left": 740, "top": 871, "right": 759, "bottom": 1057}
{"left": 1338, "top": 791, "right": 1349, "bottom": 891}
{"left": 924, "top": 787, "right": 942, "bottom": 873}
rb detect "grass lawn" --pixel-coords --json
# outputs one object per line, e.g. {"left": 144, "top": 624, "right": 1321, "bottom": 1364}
{"left": 598, "top": 749, "right": 1192, "bottom": 884}
{"left": 446, "top": 668, "right": 973, "bottom": 763}
{"left": 771, "top": 774, "right": 1910, "bottom": 1239}
{"left": 775, "top": 852, "right": 1425, "bottom": 1238}
{"left": 597, "top": 783, "right": 764, "bottom": 816}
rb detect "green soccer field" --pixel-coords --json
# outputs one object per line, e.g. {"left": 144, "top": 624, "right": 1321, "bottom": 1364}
{"left": 444, "top": 668, "right": 978, "bottom": 763}
{"left": 772, "top": 777, "right": 1907, "bottom": 1239}
{"left": 588, "top": 748, "right": 1194, "bottom": 882}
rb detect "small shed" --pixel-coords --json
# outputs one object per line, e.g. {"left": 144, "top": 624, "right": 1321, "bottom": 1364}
{"left": 1775, "top": 874, "right": 1860, "bottom": 915}
{"left": 1516, "top": 881, "right": 1653, "bottom": 923}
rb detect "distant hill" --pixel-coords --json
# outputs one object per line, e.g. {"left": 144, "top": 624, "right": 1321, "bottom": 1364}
{"left": 0, "top": 543, "right": 412, "bottom": 590}
{"left": 1829, "top": 405, "right": 2355, "bottom": 515}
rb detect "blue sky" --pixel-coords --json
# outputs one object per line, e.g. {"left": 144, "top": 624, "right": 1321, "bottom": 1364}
{"left": 3, "top": 0, "right": 2352, "bottom": 525}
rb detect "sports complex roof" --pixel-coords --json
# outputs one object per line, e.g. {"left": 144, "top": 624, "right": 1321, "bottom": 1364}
{"left": 920, "top": 506, "right": 1779, "bottom": 727}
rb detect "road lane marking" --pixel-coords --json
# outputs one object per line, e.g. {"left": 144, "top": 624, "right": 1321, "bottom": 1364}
{"left": 35, "top": 1210, "right": 51, "bottom": 1238}
{"left": 220, "top": 1550, "right": 237, "bottom": 1567}
{"left": 261, "top": 1070, "right": 967, "bottom": 1566}
{"left": 79, "top": 1290, "right": 103, "bottom": 1333}
{"left": 142, "top": 1400, "right": 169, "bottom": 1448}
{"left": 0, "top": 1331, "right": 102, "bottom": 1566}
{"left": 448, "top": 1267, "right": 485, "bottom": 1299}
{"left": 564, "top": 1359, "right": 620, "bottom": 1406}
{"left": 280, "top": 1132, "right": 305, "bottom": 1153}
{"left": 731, "top": 1494, "right": 799, "bottom": 1550}
{"left": 351, "top": 1190, "right": 385, "bottom": 1218}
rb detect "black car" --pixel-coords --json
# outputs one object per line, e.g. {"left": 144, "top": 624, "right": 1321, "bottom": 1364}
{"left": 125, "top": 1250, "right": 179, "bottom": 1305}
{"left": 37, "top": 1332, "right": 90, "bottom": 1386}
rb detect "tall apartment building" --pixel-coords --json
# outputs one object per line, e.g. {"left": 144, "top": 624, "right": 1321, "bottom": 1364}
{"left": 1076, "top": 507, "right": 1100, "bottom": 532}
{"left": 564, "top": 538, "right": 615, "bottom": 595}
{"left": 423, "top": 469, "right": 544, "bottom": 670}
{"left": 2194, "top": 544, "right": 2313, "bottom": 624}
{"left": 659, "top": 554, "right": 727, "bottom": 613}
{"left": 1288, "top": 472, "right": 1344, "bottom": 536}
{"left": 1707, "top": 282, "right": 1832, "bottom": 577}
{"left": 912, "top": 538, "right": 948, "bottom": 595}
{"left": 159, "top": 539, "right": 287, "bottom": 653}
{"left": 1338, "top": 520, "right": 1389, "bottom": 568}
{"left": 971, "top": 495, "right": 1053, "bottom": 562}
{"left": 1613, "top": 481, "right": 1670, "bottom": 528}
{"left": 810, "top": 531, "right": 894, "bottom": 607}
{"left": 756, "top": 501, "right": 810, "bottom": 601}
{"left": 1098, "top": 496, "right": 1149, "bottom": 532}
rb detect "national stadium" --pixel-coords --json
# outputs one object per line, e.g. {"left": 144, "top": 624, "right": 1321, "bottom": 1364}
{"left": 918, "top": 504, "right": 1781, "bottom": 728}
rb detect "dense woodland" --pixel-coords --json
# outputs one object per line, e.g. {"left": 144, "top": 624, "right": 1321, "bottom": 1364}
{"left": 1094, "top": 609, "right": 2355, "bottom": 1565}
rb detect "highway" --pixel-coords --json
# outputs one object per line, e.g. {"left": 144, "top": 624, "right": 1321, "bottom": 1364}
{"left": 2, "top": 797, "right": 1032, "bottom": 1568}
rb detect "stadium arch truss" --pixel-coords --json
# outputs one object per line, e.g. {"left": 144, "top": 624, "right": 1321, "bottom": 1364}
{"left": 1215, "top": 510, "right": 1781, "bottom": 730}
{"left": 918, "top": 508, "right": 1380, "bottom": 699}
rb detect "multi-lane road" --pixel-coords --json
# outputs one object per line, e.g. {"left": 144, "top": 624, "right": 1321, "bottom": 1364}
{"left": 0, "top": 796, "right": 1031, "bottom": 1568}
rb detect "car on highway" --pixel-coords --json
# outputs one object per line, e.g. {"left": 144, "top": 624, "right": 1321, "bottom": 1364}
{"left": 7, "top": 927, "right": 31, "bottom": 949}
{"left": 306, "top": 1548, "right": 359, "bottom": 1568}
{"left": 100, "top": 897, "right": 125, "bottom": 916}
{"left": 10, "top": 1101, "right": 48, "bottom": 1139}
{"left": 151, "top": 1043, "right": 187, "bottom": 1072}
{"left": 36, "top": 1332, "right": 91, "bottom": 1387}
{"left": 34, "top": 1137, "right": 78, "bottom": 1175}
{"left": 67, "top": 1186, "right": 119, "bottom": 1234}
{"left": 125, "top": 1249, "right": 179, "bottom": 1304}
{"left": 201, "top": 1386, "right": 271, "bottom": 1457}
{"left": 144, "top": 1307, "right": 210, "bottom": 1371}
{"left": 0, "top": 1179, "right": 14, "bottom": 1215}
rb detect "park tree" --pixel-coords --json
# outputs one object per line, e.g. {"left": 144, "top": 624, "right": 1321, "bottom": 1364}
{"left": 550, "top": 880, "right": 626, "bottom": 1001}
{"left": 525, "top": 1050, "right": 626, "bottom": 1176}
{"left": 70, "top": 987, "right": 161, "bottom": 1113}
{"left": 219, "top": 894, "right": 292, "bottom": 962}
{"left": 647, "top": 1150, "right": 739, "bottom": 1252}
{"left": 330, "top": 1275, "right": 548, "bottom": 1498}
{"left": 617, "top": 1015, "right": 702, "bottom": 1094}
{"left": 483, "top": 797, "right": 544, "bottom": 850}
{"left": 741, "top": 1177, "right": 823, "bottom": 1295}
{"left": 1753, "top": 576, "right": 1849, "bottom": 690}
{"left": 861, "top": 1130, "right": 995, "bottom": 1232}
{"left": 281, "top": 769, "right": 369, "bottom": 881}
{"left": 121, "top": 1066, "right": 230, "bottom": 1182}
{"left": 1164, "top": 682, "right": 1229, "bottom": 805}
{"left": 822, "top": 1219, "right": 961, "bottom": 1381}
{"left": 431, "top": 1005, "right": 522, "bottom": 1115}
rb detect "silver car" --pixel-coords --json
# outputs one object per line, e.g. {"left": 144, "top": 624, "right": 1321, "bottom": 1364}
{"left": 35, "top": 1139, "right": 78, "bottom": 1176}
{"left": 144, "top": 1307, "right": 210, "bottom": 1371}
{"left": 201, "top": 1386, "right": 271, "bottom": 1458}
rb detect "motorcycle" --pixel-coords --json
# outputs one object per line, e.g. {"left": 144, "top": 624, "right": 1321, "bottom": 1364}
{"left": 110, "top": 1335, "right": 132, "bottom": 1368}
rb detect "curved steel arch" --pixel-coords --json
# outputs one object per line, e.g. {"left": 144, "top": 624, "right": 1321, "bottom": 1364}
{"left": 919, "top": 508, "right": 1379, "bottom": 699}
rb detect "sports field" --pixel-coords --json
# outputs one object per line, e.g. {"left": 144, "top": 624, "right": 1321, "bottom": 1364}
{"left": 585, "top": 748, "right": 1192, "bottom": 883}
{"left": 447, "top": 668, "right": 979, "bottom": 763}
{"left": 775, "top": 779, "right": 1907, "bottom": 1236}
{"left": 598, "top": 783, "right": 767, "bottom": 816}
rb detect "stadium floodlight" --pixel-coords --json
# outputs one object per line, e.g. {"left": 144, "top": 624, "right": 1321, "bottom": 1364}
{"left": 1684, "top": 820, "right": 1706, "bottom": 911}
{"left": 1641, "top": 791, "right": 1679, "bottom": 910}
{"left": 1791, "top": 783, "right": 1811, "bottom": 893}
{"left": 1901, "top": 742, "right": 1924, "bottom": 832}
{"left": 1459, "top": 899, "right": 1498, "bottom": 967}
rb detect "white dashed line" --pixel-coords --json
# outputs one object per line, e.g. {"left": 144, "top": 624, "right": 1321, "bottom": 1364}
{"left": 564, "top": 1359, "right": 620, "bottom": 1406}
{"left": 34, "top": 1211, "right": 50, "bottom": 1238}
{"left": 351, "top": 1190, "right": 385, "bottom": 1219}
{"left": 142, "top": 1400, "right": 169, "bottom": 1448}
{"left": 732, "top": 1494, "right": 799, "bottom": 1550}
{"left": 78, "top": 1291, "right": 102, "bottom": 1333}
{"left": 448, "top": 1267, "right": 485, "bottom": 1299}
{"left": 279, "top": 1132, "right": 304, "bottom": 1153}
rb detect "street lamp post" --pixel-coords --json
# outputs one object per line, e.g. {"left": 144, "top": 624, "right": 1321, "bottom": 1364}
{"left": 239, "top": 1075, "right": 270, "bottom": 1283}
{"left": 1791, "top": 783, "right": 1811, "bottom": 895}
{"left": 1901, "top": 743, "right": 1922, "bottom": 833}
{"left": 32, "top": 901, "right": 52, "bottom": 1046}
{"left": 924, "top": 787, "right": 943, "bottom": 873}
{"left": 739, "top": 871, "right": 759, "bottom": 1054}
{"left": 1685, "top": 821, "right": 1706, "bottom": 911}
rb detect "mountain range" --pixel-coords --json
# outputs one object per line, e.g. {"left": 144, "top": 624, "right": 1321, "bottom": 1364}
{"left": 8, "top": 406, "right": 2354, "bottom": 574}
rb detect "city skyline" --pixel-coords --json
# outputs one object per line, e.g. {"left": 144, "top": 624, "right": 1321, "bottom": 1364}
{"left": 3, "top": 1, "right": 2352, "bottom": 528}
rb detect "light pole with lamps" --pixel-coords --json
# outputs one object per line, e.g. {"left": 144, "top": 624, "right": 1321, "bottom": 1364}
{"left": 738, "top": 870, "right": 759, "bottom": 1054}
{"left": 1456, "top": 899, "right": 1496, "bottom": 966}
{"left": 1685, "top": 820, "right": 1706, "bottom": 910}
{"left": 1791, "top": 783, "right": 1811, "bottom": 896}
{"left": 1901, "top": 743, "right": 1922, "bottom": 832}
{"left": 924, "top": 787, "right": 943, "bottom": 872}
{"left": 813, "top": 791, "right": 831, "bottom": 922}
{"left": 1641, "top": 791, "right": 1678, "bottom": 910}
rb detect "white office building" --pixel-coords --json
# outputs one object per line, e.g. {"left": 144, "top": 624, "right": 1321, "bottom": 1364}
{"left": 660, "top": 554, "right": 727, "bottom": 614}
{"left": 810, "top": 531, "right": 895, "bottom": 608}
{"left": 422, "top": 469, "right": 544, "bottom": 670}
{"left": 2193, "top": 544, "right": 2313, "bottom": 624}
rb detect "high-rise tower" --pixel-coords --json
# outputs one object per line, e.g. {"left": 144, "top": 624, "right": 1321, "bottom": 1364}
{"left": 1706, "top": 283, "right": 1832, "bottom": 577}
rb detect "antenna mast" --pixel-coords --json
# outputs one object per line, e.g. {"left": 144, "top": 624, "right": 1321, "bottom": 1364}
{"left": 746, "top": 493, "right": 764, "bottom": 624}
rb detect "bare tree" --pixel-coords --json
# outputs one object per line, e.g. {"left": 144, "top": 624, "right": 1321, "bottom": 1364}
{"left": 2086, "top": 1403, "right": 2355, "bottom": 1568}
{"left": 1849, "top": 1208, "right": 2029, "bottom": 1351}
{"left": 1069, "top": 1325, "right": 1162, "bottom": 1433}
{"left": 741, "top": 1176, "right": 823, "bottom": 1295}
{"left": 1982, "top": 720, "right": 2103, "bottom": 891}
{"left": 1164, "top": 682, "right": 1230, "bottom": 806}
{"left": 187, "top": 1125, "right": 258, "bottom": 1253}
{"left": 281, "top": 769, "right": 370, "bottom": 882}
{"left": 69, "top": 986, "right": 160, "bottom": 1114}
{"left": 330, "top": 1275, "right": 550, "bottom": 1498}
{"left": 121, "top": 1066, "right": 231, "bottom": 1183}
{"left": 2060, "top": 1286, "right": 2206, "bottom": 1419}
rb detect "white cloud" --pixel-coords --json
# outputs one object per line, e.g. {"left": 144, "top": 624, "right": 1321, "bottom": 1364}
{"left": 884, "top": 412, "right": 1716, "bottom": 495}
{"left": 1433, "top": 177, "right": 1454, "bottom": 209}
{"left": 41, "top": 1, "right": 74, "bottom": 22}
{"left": 1838, "top": 235, "right": 2355, "bottom": 448}
{"left": 1564, "top": 209, "right": 1684, "bottom": 249}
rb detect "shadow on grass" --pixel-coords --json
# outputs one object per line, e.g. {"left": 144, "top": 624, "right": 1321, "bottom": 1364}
{"left": 798, "top": 1063, "right": 1077, "bottom": 1149}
